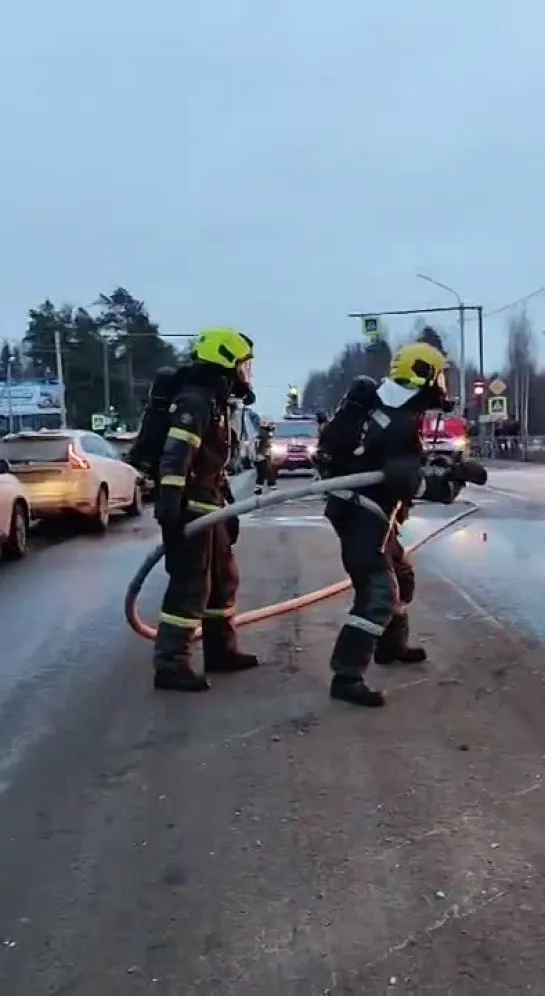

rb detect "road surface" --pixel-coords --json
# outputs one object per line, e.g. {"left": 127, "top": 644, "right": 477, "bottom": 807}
{"left": 1, "top": 468, "right": 545, "bottom": 994}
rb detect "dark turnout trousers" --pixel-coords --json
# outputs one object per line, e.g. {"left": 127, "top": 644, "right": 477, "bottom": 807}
{"left": 325, "top": 496, "right": 397, "bottom": 679}
{"left": 375, "top": 527, "right": 416, "bottom": 661}
{"left": 155, "top": 513, "right": 239, "bottom": 672}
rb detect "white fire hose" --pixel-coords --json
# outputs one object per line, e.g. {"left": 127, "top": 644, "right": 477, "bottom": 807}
{"left": 125, "top": 470, "right": 479, "bottom": 641}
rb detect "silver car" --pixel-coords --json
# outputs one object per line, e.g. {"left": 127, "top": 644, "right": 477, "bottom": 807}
{"left": 0, "top": 429, "right": 143, "bottom": 531}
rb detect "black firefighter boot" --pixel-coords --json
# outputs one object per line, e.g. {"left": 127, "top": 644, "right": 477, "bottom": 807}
{"left": 329, "top": 624, "right": 385, "bottom": 708}
{"left": 202, "top": 616, "right": 260, "bottom": 674}
{"left": 153, "top": 624, "right": 210, "bottom": 692}
{"left": 374, "top": 613, "right": 427, "bottom": 666}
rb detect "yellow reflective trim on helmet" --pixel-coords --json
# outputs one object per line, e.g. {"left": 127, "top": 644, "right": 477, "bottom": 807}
{"left": 168, "top": 427, "right": 201, "bottom": 446}
{"left": 160, "top": 474, "right": 186, "bottom": 487}
{"left": 159, "top": 612, "right": 200, "bottom": 629}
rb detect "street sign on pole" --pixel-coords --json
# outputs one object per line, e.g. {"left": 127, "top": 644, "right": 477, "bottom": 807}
{"left": 487, "top": 396, "right": 508, "bottom": 420}
{"left": 488, "top": 377, "right": 507, "bottom": 396}
{"left": 91, "top": 413, "right": 107, "bottom": 431}
{"left": 361, "top": 316, "right": 380, "bottom": 336}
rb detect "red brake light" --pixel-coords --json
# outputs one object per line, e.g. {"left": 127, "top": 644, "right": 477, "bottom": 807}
{"left": 68, "top": 442, "right": 91, "bottom": 470}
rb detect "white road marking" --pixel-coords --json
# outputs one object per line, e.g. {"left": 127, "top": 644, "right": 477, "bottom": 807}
{"left": 425, "top": 568, "right": 505, "bottom": 630}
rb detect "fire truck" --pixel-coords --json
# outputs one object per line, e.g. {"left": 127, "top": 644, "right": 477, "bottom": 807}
{"left": 422, "top": 411, "right": 469, "bottom": 456}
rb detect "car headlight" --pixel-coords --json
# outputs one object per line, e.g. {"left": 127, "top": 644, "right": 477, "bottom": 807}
{"left": 453, "top": 437, "right": 467, "bottom": 450}
{"left": 271, "top": 443, "right": 286, "bottom": 456}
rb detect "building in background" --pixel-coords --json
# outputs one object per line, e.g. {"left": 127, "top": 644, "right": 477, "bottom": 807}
{"left": 0, "top": 379, "right": 62, "bottom": 434}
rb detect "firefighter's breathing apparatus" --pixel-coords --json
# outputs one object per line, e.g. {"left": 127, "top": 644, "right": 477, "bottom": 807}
{"left": 125, "top": 458, "right": 487, "bottom": 642}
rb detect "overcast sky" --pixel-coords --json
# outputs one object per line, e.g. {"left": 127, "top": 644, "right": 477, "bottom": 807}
{"left": 2, "top": 0, "right": 545, "bottom": 415}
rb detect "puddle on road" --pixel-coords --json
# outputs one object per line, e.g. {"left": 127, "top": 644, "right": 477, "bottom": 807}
{"left": 416, "top": 514, "right": 545, "bottom": 642}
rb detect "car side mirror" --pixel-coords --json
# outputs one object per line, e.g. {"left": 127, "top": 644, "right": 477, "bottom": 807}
{"left": 0, "top": 457, "right": 11, "bottom": 474}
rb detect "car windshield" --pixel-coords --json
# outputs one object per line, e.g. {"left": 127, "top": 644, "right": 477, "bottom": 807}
{"left": 0, "top": 436, "right": 71, "bottom": 464}
{"left": 275, "top": 421, "right": 316, "bottom": 438}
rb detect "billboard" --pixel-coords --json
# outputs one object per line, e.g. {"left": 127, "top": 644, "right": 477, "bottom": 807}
{"left": 0, "top": 380, "right": 62, "bottom": 417}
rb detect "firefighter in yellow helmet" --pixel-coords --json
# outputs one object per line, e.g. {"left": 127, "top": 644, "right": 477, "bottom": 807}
{"left": 134, "top": 327, "right": 259, "bottom": 692}
{"left": 315, "top": 339, "right": 485, "bottom": 708}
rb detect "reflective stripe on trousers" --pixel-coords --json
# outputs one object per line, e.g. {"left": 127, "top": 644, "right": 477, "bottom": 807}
{"left": 202, "top": 606, "right": 236, "bottom": 618}
{"left": 158, "top": 611, "right": 200, "bottom": 629}
{"left": 160, "top": 474, "right": 186, "bottom": 488}
{"left": 345, "top": 613, "right": 385, "bottom": 637}
{"left": 167, "top": 426, "right": 201, "bottom": 447}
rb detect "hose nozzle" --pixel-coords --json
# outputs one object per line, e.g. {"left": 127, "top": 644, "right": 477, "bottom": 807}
{"left": 453, "top": 458, "right": 487, "bottom": 487}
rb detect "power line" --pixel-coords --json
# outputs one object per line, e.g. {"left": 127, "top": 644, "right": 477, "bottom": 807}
{"left": 483, "top": 285, "right": 545, "bottom": 318}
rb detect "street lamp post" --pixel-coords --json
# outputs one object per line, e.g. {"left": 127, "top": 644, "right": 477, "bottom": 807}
{"left": 416, "top": 273, "right": 466, "bottom": 415}
{"left": 6, "top": 350, "right": 15, "bottom": 433}
{"left": 53, "top": 326, "right": 68, "bottom": 429}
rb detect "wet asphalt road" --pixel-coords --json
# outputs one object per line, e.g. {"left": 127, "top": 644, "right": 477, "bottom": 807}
{"left": 404, "top": 464, "right": 545, "bottom": 640}
{"left": 1, "top": 468, "right": 545, "bottom": 993}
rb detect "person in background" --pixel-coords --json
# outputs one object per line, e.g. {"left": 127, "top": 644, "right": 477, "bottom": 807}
{"left": 316, "top": 410, "right": 328, "bottom": 440}
{"left": 254, "top": 419, "right": 277, "bottom": 495}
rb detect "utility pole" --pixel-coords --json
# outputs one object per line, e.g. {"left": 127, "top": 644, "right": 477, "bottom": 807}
{"left": 102, "top": 336, "right": 111, "bottom": 415}
{"left": 53, "top": 326, "right": 67, "bottom": 429}
{"left": 477, "top": 305, "right": 484, "bottom": 380}
{"left": 126, "top": 349, "right": 135, "bottom": 424}
{"left": 416, "top": 274, "right": 466, "bottom": 415}
{"left": 349, "top": 299, "right": 485, "bottom": 420}
{"left": 6, "top": 350, "right": 14, "bottom": 433}
{"left": 458, "top": 302, "right": 466, "bottom": 414}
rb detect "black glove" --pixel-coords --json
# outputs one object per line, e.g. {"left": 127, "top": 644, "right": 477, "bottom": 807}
{"left": 383, "top": 457, "right": 422, "bottom": 503}
{"left": 312, "top": 450, "right": 334, "bottom": 478}
{"left": 161, "top": 521, "right": 187, "bottom": 574}
{"left": 154, "top": 485, "right": 185, "bottom": 524}
{"left": 451, "top": 458, "right": 487, "bottom": 487}
{"left": 241, "top": 385, "right": 256, "bottom": 406}
{"left": 225, "top": 515, "right": 240, "bottom": 545}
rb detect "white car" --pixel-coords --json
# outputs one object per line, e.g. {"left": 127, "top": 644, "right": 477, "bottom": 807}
{"left": 0, "top": 429, "right": 143, "bottom": 532}
{"left": 228, "top": 402, "right": 258, "bottom": 472}
{"left": 0, "top": 457, "right": 31, "bottom": 559}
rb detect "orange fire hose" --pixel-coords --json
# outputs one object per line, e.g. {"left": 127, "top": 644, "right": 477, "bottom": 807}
{"left": 125, "top": 470, "right": 478, "bottom": 641}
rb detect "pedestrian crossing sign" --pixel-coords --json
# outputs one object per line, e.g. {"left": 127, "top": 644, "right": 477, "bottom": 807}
{"left": 488, "top": 395, "right": 508, "bottom": 420}
{"left": 362, "top": 316, "right": 381, "bottom": 336}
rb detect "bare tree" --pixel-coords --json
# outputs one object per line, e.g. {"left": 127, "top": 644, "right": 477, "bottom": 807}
{"left": 302, "top": 334, "right": 392, "bottom": 412}
{"left": 506, "top": 309, "right": 536, "bottom": 436}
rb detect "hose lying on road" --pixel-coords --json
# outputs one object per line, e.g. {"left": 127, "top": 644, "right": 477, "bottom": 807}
{"left": 125, "top": 471, "right": 479, "bottom": 641}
